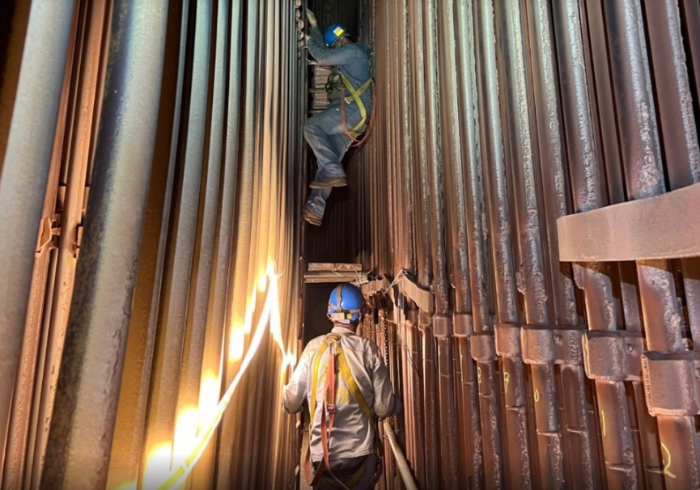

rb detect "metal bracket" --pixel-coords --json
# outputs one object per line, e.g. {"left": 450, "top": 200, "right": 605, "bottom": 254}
{"left": 583, "top": 330, "right": 643, "bottom": 381}
{"left": 396, "top": 271, "right": 434, "bottom": 315}
{"left": 642, "top": 351, "right": 700, "bottom": 416}
{"left": 432, "top": 315, "right": 452, "bottom": 338}
{"left": 471, "top": 332, "right": 496, "bottom": 363}
{"left": 453, "top": 313, "right": 473, "bottom": 338}
{"left": 521, "top": 325, "right": 584, "bottom": 366}
{"left": 359, "top": 277, "right": 391, "bottom": 297}
{"left": 495, "top": 324, "right": 521, "bottom": 358}
{"left": 557, "top": 181, "right": 700, "bottom": 261}
{"left": 35, "top": 215, "right": 61, "bottom": 256}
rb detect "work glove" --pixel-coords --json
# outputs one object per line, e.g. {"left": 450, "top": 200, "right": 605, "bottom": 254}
{"left": 306, "top": 9, "right": 317, "bottom": 28}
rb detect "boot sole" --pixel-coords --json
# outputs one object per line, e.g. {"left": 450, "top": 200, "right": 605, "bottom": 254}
{"left": 309, "top": 178, "right": 347, "bottom": 189}
{"left": 302, "top": 209, "right": 323, "bottom": 226}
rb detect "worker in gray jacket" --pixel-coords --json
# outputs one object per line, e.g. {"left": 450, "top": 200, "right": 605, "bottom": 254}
{"left": 283, "top": 284, "right": 401, "bottom": 489}
{"left": 302, "top": 10, "right": 373, "bottom": 226}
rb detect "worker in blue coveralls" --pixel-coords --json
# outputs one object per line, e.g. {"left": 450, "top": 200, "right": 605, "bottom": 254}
{"left": 302, "top": 10, "right": 373, "bottom": 227}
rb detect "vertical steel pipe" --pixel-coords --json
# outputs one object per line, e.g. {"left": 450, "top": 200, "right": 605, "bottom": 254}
{"left": 603, "top": 0, "right": 700, "bottom": 488}
{"left": 579, "top": 1, "right": 665, "bottom": 484}
{"left": 406, "top": 0, "right": 437, "bottom": 486}
{"left": 141, "top": 0, "right": 211, "bottom": 473}
{"left": 496, "top": 0, "right": 564, "bottom": 486}
{"left": 641, "top": 0, "right": 700, "bottom": 359}
{"left": 476, "top": 0, "right": 533, "bottom": 487}
{"left": 0, "top": 0, "right": 77, "bottom": 470}
{"left": 216, "top": 0, "right": 260, "bottom": 485}
{"left": 421, "top": 0, "right": 460, "bottom": 487}
{"left": 522, "top": 1, "right": 598, "bottom": 487}
{"left": 192, "top": 1, "right": 242, "bottom": 486}
{"left": 105, "top": 3, "right": 186, "bottom": 487}
{"left": 39, "top": 1, "right": 170, "bottom": 488}
{"left": 452, "top": 0, "right": 508, "bottom": 487}
{"left": 552, "top": 0, "right": 640, "bottom": 487}
{"left": 175, "top": 0, "right": 227, "bottom": 428}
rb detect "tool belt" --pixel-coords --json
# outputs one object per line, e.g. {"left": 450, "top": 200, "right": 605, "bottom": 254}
{"left": 302, "top": 333, "right": 384, "bottom": 489}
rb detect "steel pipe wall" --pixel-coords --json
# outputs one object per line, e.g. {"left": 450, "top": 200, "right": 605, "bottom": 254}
{"left": 0, "top": 1, "right": 303, "bottom": 489}
{"left": 360, "top": 0, "right": 700, "bottom": 488}
{"left": 3, "top": 0, "right": 700, "bottom": 488}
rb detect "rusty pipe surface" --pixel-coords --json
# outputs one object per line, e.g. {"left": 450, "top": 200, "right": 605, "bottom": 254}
{"left": 642, "top": 0, "right": 700, "bottom": 371}
{"left": 603, "top": 1, "right": 700, "bottom": 488}
{"left": 420, "top": 0, "right": 461, "bottom": 487}
{"left": 0, "top": 0, "right": 77, "bottom": 469}
{"left": 39, "top": 1, "right": 170, "bottom": 488}
{"left": 406, "top": 314, "right": 426, "bottom": 485}
{"left": 551, "top": 0, "right": 639, "bottom": 487}
{"left": 397, "top": 0, "right": 416, "bottom": 274}
{"left": 407, "top": 0, "right": 432, "bottom": 288}
{"left": 475, "top": 1, "right": 532, "bottom": 487}
{"left": 421, "top": 0, "right": 449, "bottom": 319}
{"left": 496, "top": 0, "right": 564, "bottom": 487}
{"left": 452, "top": 1, "right": 507, "bottom": 488}
{"left": 523, "top": 1, "right": 599, "bottom": 487}
{"left": 578, "top": 1, "right": 665, "bottom": 484}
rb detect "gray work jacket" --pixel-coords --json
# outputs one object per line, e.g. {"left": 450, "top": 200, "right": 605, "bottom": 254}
{"left": 283, "top": 326, "right": 401, "bottom": 462}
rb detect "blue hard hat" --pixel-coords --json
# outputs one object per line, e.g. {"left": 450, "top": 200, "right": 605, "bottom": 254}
{"left": 324, "top": 23, "right": 348, "bottom": 46}
{"left": 327, "top": 284, "right": 364, "bottom": 324}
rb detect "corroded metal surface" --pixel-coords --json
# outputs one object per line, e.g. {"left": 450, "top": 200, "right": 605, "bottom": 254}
{"left": 1, "top": 0, "right": 700, "bottom": 489}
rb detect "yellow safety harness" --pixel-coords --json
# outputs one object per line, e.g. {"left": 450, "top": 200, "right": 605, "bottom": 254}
{"left": 339, "top": 73, "right": 373, "bottom": 140}
{"left": 303, "top": 333, "right": 383, "bottom": 489}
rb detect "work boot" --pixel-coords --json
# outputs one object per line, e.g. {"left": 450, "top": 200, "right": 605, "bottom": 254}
{"left": 309, "top": 176, "right": 347, "bottom": 189}
{"left": 302, "top": 206, "right": 323, "bottom": 226}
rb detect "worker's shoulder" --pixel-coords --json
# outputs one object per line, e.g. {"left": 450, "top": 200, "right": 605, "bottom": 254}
{"left": 345, "top": 334, "right": 381, "bottom": 355}
{"left": 306, "top": 334, "right": 327, "bottom": 349}
{"left": 348, "top": 42, "right": 369, "bottom": 56}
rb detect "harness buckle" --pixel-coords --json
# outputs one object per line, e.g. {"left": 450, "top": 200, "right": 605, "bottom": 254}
{"left": 326, "top": 403, "right": 336, "bottom": 414}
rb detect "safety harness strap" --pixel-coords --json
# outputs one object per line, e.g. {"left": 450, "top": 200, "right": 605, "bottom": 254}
{"left": 303, "top": 332, "right": 383, "bottom": 488}
{"left": 337, "top": 347, "right": 373, "bottom": 422}
{"left": 340, "top": 73, "right": 372, "bottom": 138}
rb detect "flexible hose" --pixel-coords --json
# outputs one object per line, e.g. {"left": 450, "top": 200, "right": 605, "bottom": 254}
{"left": 383, "top": 419, "right": 419, "bottom": 490}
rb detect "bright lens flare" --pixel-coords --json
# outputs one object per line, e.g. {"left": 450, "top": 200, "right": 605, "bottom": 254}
{"left": 173, "top": 407, "right": 199, "bottom": 467}
{"left": 228, "top": 328, "right": 245, "bottom": 362}
{"left": 144, "top": 444, "right": 173, "bottom": 489}
{"left": 199, "top": 374, "right": 221, "bottom": 428}
{"left": 150, "top": 263, "right": 297, "bottom": 490}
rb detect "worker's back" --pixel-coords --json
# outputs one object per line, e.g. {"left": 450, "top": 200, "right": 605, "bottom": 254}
{"left": 303, "top": 326, "right": 395, "bottom": 462}
{"left": 333, "top": 43, "right": 373, "bottom": 111}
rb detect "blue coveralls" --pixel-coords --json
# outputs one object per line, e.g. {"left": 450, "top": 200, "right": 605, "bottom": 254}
{"left": 304, "top": 27, "right": 373, "bottom": 220}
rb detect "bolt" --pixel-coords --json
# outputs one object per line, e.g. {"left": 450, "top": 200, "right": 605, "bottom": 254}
{"left": 554, "top": 334, "right": 562, "bottom": 342}
{"left": 695, "top": 366, "right": 700, "bottom": 379}
{"left": 626, "top": 343, "right": 634, "bottom": 354}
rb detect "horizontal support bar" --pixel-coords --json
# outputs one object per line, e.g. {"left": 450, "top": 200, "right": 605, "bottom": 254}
{"left": 557, "top": 182, "right": 700, "bottom": 261}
